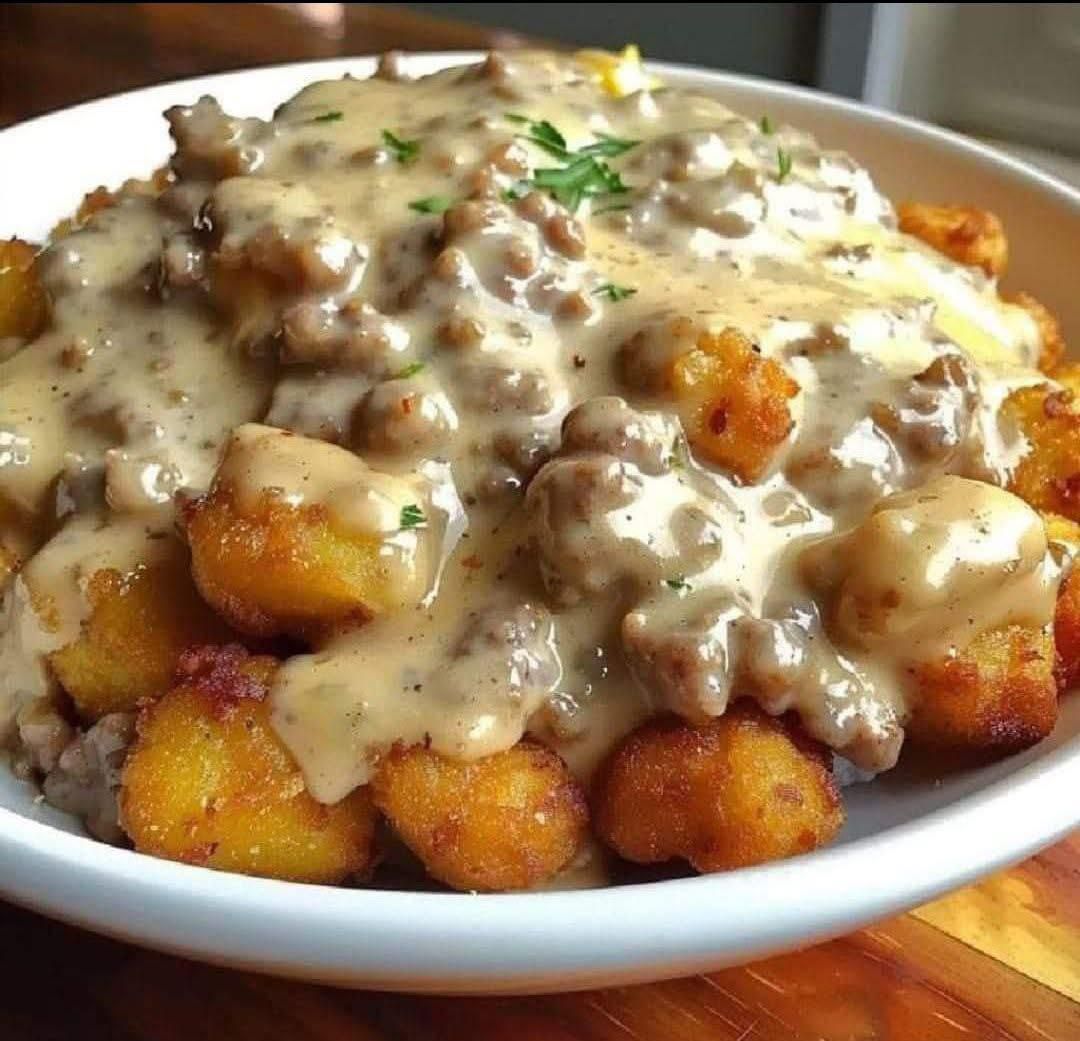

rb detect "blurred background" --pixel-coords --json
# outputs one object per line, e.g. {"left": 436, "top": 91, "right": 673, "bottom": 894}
{"left": 2, "top": 3, "right": 1078, "bottom": 183}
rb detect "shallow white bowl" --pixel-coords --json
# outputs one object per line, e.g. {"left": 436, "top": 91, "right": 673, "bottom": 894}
{"left": 2, "top": 54, "right": 1079, "bottom": 994}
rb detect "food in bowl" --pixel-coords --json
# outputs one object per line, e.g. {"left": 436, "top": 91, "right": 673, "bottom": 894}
{"left": 0, "top": 47, "right": 1076, "bottom": 892}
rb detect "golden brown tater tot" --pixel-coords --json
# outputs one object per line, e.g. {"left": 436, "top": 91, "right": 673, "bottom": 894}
{"left": 669, "top": 327, "right": 799, "bottom": 483}
{"left": 121, "top": 645, "right": 377, "bottom": 882}
{"left": 898, "top": 202, "right": 1007, "bottom": 277}
{"left": 49, "top": 550, "right": 232, "bottom": 720}
{"left": 908, "top": 625, "right": 1057, "bottom": 752}
{"left": 1003, "top": 366, "right": 1080, "bottom": 522}
{"left": 373, "top": 741, "right": 588, "bottom": 892}
{"left": 1055, "top": 568, "right": 1080, "bottom": 692}
{"left": 0, "top": 238, "right": 47, "bottom": 341}
{"left": 593, "top": 703, "right": 843, "bottom": 873}
{"left": 1007, "top": 291, "right": 1068, "bottom": 375}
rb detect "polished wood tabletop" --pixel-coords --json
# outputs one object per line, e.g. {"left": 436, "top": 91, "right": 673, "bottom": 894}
{"left": 1, "top": 5, "right": 1078, "bottom": 1039}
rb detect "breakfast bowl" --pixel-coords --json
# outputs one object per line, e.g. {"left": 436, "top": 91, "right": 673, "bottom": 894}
{"left": 1, "top": 51, "right": 1078, "bottom": 993}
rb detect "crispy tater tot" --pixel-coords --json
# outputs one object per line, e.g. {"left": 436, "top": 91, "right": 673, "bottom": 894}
{"left": 898, "top": 202, "right": 1008, "bottom": 277}
{"left": 1055, "top": 567, "right": 1080, "bottom": 692}
{"left": 186, "top": 490, "right": 392, "bottom": 638}
{"left": 1045, "top": 512, "right": 1080, "bottom": 691}
{"left": 372, "top": 741, "right": 588, "bottom": 892}
{"left": 0, "top": 238, "right": 47, "bottom": 342}
{"left": 50, "top": 169, "right": 172, "bottom": 239}
{"left": 1003, "top": 365, "right": 1080, "bottom": 522}
{"left": 908, "top": 625, "right": 1057, "bottom": 752}
{"left": 1054, "top": 365, "right": 1080, "bottom": 404}
{"left": 1043, "top": 511, "right": 1080, "bottom": 551}
{"left": 669, "top": 327, "right": 799, "bottom": 483}
{"left": 49, "top": 186, "right": 115, "bottom": 240}
{"left": 1007, "top": 291, "right": 1068, "bottom": 375}
{"left": 121, "top": 645, "right": 376, "bottom": 882}
{"left": 49, "top": 550, "right": 232, "bottom": 720}
{"left": 593, "top": 703, "right": 844, "bottom": 873}
{"left": 185, "top": 425, "right": 433, "bottom": 639}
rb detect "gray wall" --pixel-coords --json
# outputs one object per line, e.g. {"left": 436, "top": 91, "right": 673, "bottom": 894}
{"left": 398, "top": 3, "right": 827, "bottom": 85}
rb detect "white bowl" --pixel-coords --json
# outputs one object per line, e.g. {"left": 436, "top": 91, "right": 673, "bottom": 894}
{"left": 2, "top": 54, "right": 1079, "bottom": 994}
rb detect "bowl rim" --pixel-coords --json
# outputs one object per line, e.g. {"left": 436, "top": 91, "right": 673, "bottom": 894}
{"left": 2, "top": 52, "right": 1078, "bottom": 991}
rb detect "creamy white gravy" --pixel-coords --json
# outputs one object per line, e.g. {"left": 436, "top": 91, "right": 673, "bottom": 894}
{"left": 0, "top": 51, "right": 1063, "bottom": 811}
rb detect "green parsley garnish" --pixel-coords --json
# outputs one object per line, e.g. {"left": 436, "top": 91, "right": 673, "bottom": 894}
{"left": 525, "top": 119, "right": 570, "bottom": 159}
{"left": 409, "top": 195, "right": 452, "bottom": 214}
{"left": 399, "top": 504, "right": 426, "bottom": 529}
{"left": 759, "top": 115, "right": 774, "bottom": 135}
{"left": 393, "top": 362, "right": 426, "bottom": 379}
{"left": 382, "top": 129, "right": 420, "bottom": 164}
{"left": 501, "top": 183, "right": 530, "bottom": 203}
{"left": 505, "top": 117, "right": 637, "bottom": 212}
{"left": 313, "top": 111, "right": 343, "bottom": 124}
{"left": 593, "top": 282, "right": 637, "bottom": 302}
{"left": 593, "top": 200, "right": 631, "bottom": 215}
{"left": 578, "top": 132, "right": 640, "bottom": 158}
{"left": 776, "top": 147, "right": 793, "bottom": 182}
{"left": 664, "top": 576, "right": 692, "bottom": 592}
{"left": 532, "top": 155, "right": 628, "bottom": 212}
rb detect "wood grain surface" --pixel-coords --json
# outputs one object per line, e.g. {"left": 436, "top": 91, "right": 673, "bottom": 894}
{"left": 0, "top": 5, "right": 1077, "bottom": 1038}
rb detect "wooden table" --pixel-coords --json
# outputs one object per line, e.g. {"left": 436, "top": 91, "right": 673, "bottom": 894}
{"left": 1, "top": 5, "right": 1077, "bottom": 1037}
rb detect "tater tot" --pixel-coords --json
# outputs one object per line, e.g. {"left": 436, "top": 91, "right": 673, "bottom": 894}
{"left": 49, "top": 550, "right": 232, "bottom": 720}
{"left": 372, "top": 742, "right": 588, "bottom": 892}
{"left": 1007, "top": 291, "right": 1068, "bottom": 375}
{"left": 908, "top": 625, "right": 1057, "bottom": 752}
{"left": 49, "top": 186, "right": 115, "bottom": 240}
{"left": 185, "top": 425, "right": 433, "bottom": 639}
{"left": 898, "top": 202, "right": 1008, "bottom": 277}
{"left": 0, "top": 238, "right": 47, "bottom": 342}
{"left": 1055, "top": 568, "right": 1080, "bottom": 692}
{"left": 121, "top": 645, "right": 376, "bottom": 882}
{"left": 1003, "top": 365, "right": 1080, "bottom": 522}
{"left": 593, "top": 704, "right": 844, "bottom": 873}
{"left": 670, "top": 327, "right": 799, "bottom": 483}
{"left": 186, "top": 491, "right": 393, "bottom": 638}
{"left": 1043, "top": 511, "right": 1080, "bottom": 551}
{"left": 50, "top": 170, "right": 172, "bottom": 239}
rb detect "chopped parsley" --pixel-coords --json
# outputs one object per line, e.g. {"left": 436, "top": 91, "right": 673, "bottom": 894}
{"left": 399, "top": 503, "right": 426, "bottom": 529}
{"left": 313, "top": 110, "right": 343, "bottom": 124}
{"left": 532, "top": 154, "right": 628, "bottom": 212}
{"left": 409, "top": 195, "right": 452, "bottom": 214}
{"left": 759, "top": 114, "right": 774, "bottom": 135}
{"left": 664, "top": 576, "right": 692, "bottom": 592}
{"left": 776, "top": 147, "right": 793, "bottom": 182}
{"left": 501, "top": 182, "right": 531, "bottom": 203}
{"left": 505, "top": 117, "right": 637, "bottom": 212}
{"left": 578, "top": 132, "right": 640, "bottom": 158}
{"left": 525, "top": 119, "right": 570, "bottom": 159}
{"left": 592, "top": 200, "right": 632, "bottom": 215}
{"left": 393, "top": 361, "right": 426, "bottom": 379}
{"left": 593, "top": 282, "right": 637, "bottom": 302}
{"left": 382, "top": 129, "right": 420, "bottom": 164}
